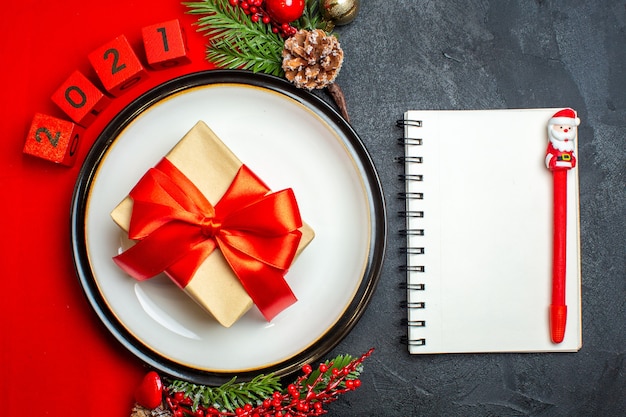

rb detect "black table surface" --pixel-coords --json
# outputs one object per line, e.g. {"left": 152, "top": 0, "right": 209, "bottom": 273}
{"left": 324, "top": 1, "right": 626, "bottom": 415}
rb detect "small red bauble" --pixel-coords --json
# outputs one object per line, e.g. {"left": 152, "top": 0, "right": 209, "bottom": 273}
{"left": 134, "top": 371, "right": 163, "bottom": 409}
{"left": 265, "top": 0, "right": 305, "bottom": 24}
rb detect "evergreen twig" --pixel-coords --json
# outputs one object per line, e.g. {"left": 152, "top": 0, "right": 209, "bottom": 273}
{"left": 168, "top": 373, "right": 282, "bottom": 412}
{"left": 184, "top": 0, "right": 350, "bottom": 119}
{"left": 184, "top": 0, "right": 285, "bottom": 75}
{"left": 164, "top": 350, "right": 372, "bottom": 416}
{"left": 301, "top": 353, "right": 361, "bottom": 392}
{"left": 297, "top": 0, "right": 335, "bottom": 32}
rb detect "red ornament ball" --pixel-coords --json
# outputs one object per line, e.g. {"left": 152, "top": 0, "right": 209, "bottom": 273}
{"left": 265, "top": 0, "right": 305, "bottom": 24}
{"left": 134, "top": 371, "right": 163, "bottom": 409}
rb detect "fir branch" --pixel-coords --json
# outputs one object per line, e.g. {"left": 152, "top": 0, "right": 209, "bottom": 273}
{"left": 296, "top": 0, "right": 335, "bottom": 32}
{"left": 161, "top": 350, "right": 373, "bottom": 416}
{"left": 168, "top": 373, "right": 282, "bottom": 412}
{"left": 301, "top": 353, "right": 363, "bottom": 393}
{"left": 208, "top": 35, "right": 284, "bottom": 76}
{"left": 184, "top": 0, "right": 284, "bottom": 75}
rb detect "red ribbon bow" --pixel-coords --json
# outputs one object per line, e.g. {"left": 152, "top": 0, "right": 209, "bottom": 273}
{"left": 113, "top": 158, "right": 303, "bottom": 321}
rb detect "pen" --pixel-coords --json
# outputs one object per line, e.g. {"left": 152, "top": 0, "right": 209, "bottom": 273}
{"left": 544, "top": 108, "right": 579, "bottom": 343}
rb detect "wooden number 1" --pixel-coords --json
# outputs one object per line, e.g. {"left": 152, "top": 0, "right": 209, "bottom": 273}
{"left": 157, "top": 27, "right": 169, "bottom": 52}
{"left": 142, "top": 19, "right": 191, "bottom": 70}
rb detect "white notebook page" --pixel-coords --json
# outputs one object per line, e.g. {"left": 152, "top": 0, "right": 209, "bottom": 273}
{"left": 403, "top": 109, "right": 582, "bottom": 354}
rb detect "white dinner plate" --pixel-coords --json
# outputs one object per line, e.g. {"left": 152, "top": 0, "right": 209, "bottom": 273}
{"left": 71, "top": 70, "right": 385, "bottom": 384}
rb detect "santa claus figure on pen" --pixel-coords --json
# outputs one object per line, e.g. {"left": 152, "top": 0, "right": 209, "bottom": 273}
{"left": 545, "top": 108, "right": 580, "bottom": 171}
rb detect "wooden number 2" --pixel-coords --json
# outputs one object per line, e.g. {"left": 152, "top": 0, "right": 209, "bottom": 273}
{"left": 103, "top": 48, "right": 126, "bottom": 74}
{"left": 35, "top": 127, "right": 61, "bottom": 147}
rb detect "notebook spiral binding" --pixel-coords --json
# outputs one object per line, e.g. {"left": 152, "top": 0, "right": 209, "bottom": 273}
{"left": 397, "top": 118, "right": 426, "bottom": 348}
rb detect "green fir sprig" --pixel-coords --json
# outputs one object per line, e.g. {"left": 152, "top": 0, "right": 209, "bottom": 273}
{"left": 184, "top": 0, "right": 285, "bottom": 75}
{"left": 301, "top": 353, "right": 362, "bottom": 392}
{"left": 168, "top": 373, "right": 282, "bottom": 412}
{"left": 297, "top": 0, "right": 335, "bottom": 32}
{"left": 163, "top": 349, "right": 372, "bottom": 415}
{"left": 184, "top": 0, "right": 335, "bottom": 76}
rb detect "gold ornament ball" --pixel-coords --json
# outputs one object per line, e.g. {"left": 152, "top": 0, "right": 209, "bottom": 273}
{"left": 321, "top": 0, "right": 360, "bottom": 26}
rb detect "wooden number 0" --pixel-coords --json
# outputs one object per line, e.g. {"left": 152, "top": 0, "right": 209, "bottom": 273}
{"left": 103, "top": 48, "right": 126, "bottom": 74}
{"left": 69, "top": 133, "right": 80, "bottom": 156}
{"left": 64, "top": 85, "right": 87, "bottom": 109}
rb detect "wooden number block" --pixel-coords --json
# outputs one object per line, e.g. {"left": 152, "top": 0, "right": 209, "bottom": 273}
{"left": 51, "top": 70, "right": 110, "bottom": 126}
{"left": 88, "top": 35, "right": 148, "bottom": 96}
{"left": 142, "top": 19, "right": 191, "bottom": 69}
{"left": 23, "top": 113, "right": 83, "bottom": 166}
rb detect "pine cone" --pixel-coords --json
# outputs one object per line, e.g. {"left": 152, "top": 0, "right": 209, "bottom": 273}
{"left": 131, "top": 403, "right": 172, "bottom": 417}
{"left": 282, "top": 29, "right": 344, "bottom": 90}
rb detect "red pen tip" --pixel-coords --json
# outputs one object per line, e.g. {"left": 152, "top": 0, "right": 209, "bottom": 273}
{"left": 550, "top": 305, "right": 567, "bottom": 343}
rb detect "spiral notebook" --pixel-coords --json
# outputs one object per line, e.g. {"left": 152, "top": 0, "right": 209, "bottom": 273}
{"left": 398, "top": 109, "right": 582, "bottom": 354}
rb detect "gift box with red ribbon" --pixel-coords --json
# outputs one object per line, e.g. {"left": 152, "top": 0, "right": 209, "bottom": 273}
{"left": 110, "top": 121, "right": 315, "bottom": 327}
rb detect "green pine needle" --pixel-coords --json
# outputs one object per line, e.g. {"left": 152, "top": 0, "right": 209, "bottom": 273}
{"left": 166, "top": 351, "right": 368, "bottom": 413}
{"left": 208, "top": 36, "right": 283, "bottom": 76}
{"left": 169, "top": 373, "right": 282, "bottom": 412}
{"left": 302, "top": 353, "right": 362, "bottom": 392}
{"left": 184, "top": 0, "right": 285, "bottom": 76}
{"left": 184, "top": 0, "right": 335, "bottom": 76}
{"left": 297, "top": 0, "right": 335, "bottom": 32}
